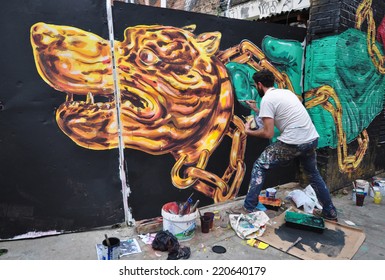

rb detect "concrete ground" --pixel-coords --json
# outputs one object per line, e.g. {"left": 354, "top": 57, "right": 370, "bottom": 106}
{"left": 0, "top": 182, "right": 384, "bottom": 260}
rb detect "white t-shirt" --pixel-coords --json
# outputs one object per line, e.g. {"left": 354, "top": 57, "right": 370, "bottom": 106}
{"left": 259, "top": 88, "right": 319, "bottom": 145}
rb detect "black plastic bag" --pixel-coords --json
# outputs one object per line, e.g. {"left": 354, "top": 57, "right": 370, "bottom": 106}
{"left": 151, "top": 230, "right": 191, "bottom": 260}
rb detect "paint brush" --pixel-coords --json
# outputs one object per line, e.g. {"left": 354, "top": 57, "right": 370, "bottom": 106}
{"left": 285, "top": 237, "right": 302, "bottom": 252}
{"left": 104, "top": 234, "right": 111, "bottom": 247}
{"left": 190, "top": 200, "right": 200, "bottom": 212}
{"left": 179, "top": 193, "right": 194, "bottom": 215}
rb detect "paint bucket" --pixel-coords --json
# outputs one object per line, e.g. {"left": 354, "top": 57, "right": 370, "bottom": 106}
{"left": 162, "top": 202, "right": 198, "bottom": 241}
{"left": 355, "top": 179, "right": 369, "bottom": 196}
{"left": 101, "top": 237, "right": 120, "bottom": 260}
{"left": 266, "top": 188, "right": 277, "bottom": 199}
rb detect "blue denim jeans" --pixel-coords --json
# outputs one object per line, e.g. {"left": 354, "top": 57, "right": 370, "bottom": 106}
{"left": 244, "top": 139, "right": 336, "bottom": 215}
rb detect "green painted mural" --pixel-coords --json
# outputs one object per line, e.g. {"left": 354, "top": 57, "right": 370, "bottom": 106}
{"left": 225, "top": 0, "right": 385, "bottom": 174}
{"left": 305, "top": 29, "right": 385, "bottom": 149}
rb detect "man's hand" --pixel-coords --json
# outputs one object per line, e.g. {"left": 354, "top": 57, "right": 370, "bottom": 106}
{"left": 245, "top": 117, "right": 274, "bottom": 139}
{"left": 244, "top": 100, "right": 259, "bottom": 113}
{"left": 244, "top": 118, "right": 253, "bottom": 133}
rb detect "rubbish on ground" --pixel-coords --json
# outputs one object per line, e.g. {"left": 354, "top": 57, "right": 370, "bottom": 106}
{"left": 285, "top": 237, "right": 302, "bottom": 253}
{"left": 246, "top": 239, "right": 269, "bottom": 250}
{"left": 138, "top": 233, "right": 157, "bottom": 245}
{"left": 344, "top": 220, "right": 356, "bottom": 226}
{"left": 284, "top": 211, "right": 325, "bottom": 233}
{"left": 212, "top": 245, "right": 226, "bottom": 254}
{"left": 135, "top": 217, "right": 163, "bottom": 235}
{"left": 120, "top": 238, "right": 142, "bottom": 256}
{"left": 152, "top": 230, "right": 191, "bottom": 260}
{"left": 286, "top": 185, "right": 322, "bottom": 214}
{"left": 229, "top": 211, "right": 270, "bottom": 239}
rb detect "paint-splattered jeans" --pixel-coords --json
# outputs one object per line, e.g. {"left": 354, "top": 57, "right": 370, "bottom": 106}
{"left": 244, "top": 139, "right": 336, "bottom": 215}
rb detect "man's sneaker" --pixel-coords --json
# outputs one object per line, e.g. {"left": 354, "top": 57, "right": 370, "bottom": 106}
{"left": 313, "top": 208, "right": 338, "bottom": 221}
{"left": 228, "top": 205, "right": 252, "bottom": 214}
{"left": 243, "top": 202, "right": 267, "bottom": 213}
{"left": 255, "top": 202, "right": 267, "bottom": 212}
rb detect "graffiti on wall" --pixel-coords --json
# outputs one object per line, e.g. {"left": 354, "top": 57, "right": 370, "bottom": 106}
{"left": 30, "top": 9, "right": 375, "bottom": 209}
{"left": 31, "top": 22, "right": 298, "bottom": 202}
{"left": 304, "top": 0, "right": 385, "bottom": 172}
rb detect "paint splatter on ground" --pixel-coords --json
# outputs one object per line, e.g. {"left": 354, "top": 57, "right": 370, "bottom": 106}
{"left": 275, "top": 224, "right": 345, "bottom": 257}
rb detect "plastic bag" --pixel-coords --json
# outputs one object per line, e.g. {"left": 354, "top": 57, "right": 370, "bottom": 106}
{"left": 287, "top": 185, "right": 322, "bottom": 213}
{"left": 151, "top": 230, "right": 191, "bottom": 260}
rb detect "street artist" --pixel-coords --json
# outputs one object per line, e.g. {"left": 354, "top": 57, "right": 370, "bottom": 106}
{"left": 243, "top": 69, "right": 338, "bottom": 221}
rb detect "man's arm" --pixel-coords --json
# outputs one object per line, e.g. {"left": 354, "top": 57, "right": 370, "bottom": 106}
{"left": 245, "top": 117, "right": 274, "bottom": 139}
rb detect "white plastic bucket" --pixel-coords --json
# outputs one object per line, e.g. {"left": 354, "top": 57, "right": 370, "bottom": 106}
{"left": 162, "top": 202, "right": 198, "bottom": 241}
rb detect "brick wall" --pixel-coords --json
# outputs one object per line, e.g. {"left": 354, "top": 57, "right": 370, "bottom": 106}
{"left": 308, "top": 0, "right": 385, "bottom": 41}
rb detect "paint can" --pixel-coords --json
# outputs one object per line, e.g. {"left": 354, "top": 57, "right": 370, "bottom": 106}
{"left": 355, "top": 179, "right": 369, "bottom": 196}
{"left": 162, "top": 202, "right": 198, "bottom": 241}
{"left": 266, "top": 188, "right": 277, "bottom": 199}
{"left": 101, "top": 237, "right": 120, "bottom": 260}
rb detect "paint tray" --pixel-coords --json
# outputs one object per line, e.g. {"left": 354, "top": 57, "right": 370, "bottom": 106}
{"left": 284, "top": 211, "right": 325, "bottom": 233}
{"left": 258, "top": 196, "right": 282, "bottom": 210}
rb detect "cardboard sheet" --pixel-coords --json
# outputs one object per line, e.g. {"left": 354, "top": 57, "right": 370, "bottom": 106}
{"left": 258, "top": 211, "right": 366, "bottom": 260}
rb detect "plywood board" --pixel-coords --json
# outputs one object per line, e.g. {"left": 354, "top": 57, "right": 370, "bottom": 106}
{"left": 258, "top": 211, "right": 366, "bottom": 260}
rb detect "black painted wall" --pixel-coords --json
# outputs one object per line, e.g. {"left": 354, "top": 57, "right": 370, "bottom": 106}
{"left": 0, "top": 0, "right": 306, "bottom": 238}
{"left": 0, "top": 0, "right": 124, "bottom": 240}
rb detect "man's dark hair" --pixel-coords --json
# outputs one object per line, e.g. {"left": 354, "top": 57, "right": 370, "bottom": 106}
{"left": 252, "top": 69, "right": 275, "bottom": 87}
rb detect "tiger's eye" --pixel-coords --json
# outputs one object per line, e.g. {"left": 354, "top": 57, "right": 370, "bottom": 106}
{"left": 139, "top": 49, "right": 160, "bottom": 65}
